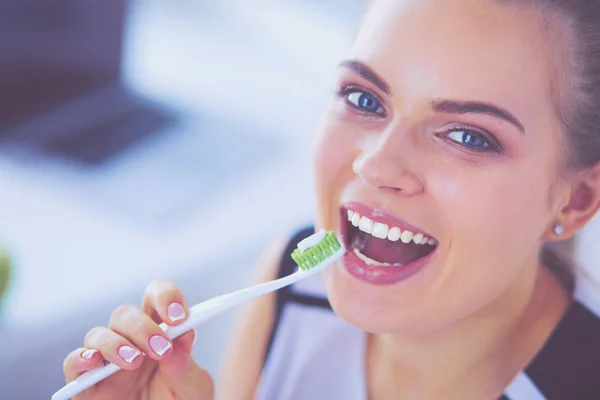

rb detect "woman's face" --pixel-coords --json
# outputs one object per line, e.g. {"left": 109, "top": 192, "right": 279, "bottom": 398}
{"left": 314, "top": 0, "right": 568, "bottom": 333}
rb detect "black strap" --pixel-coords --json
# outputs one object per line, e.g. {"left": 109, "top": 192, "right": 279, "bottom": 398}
{"left": 289, "top": 292, "right": 332, "bottom": 310}
{"left": 523, "top": 301, "right": 600, "bottom": 399}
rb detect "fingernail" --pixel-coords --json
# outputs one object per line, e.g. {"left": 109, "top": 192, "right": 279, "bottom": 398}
{"left": 118, "top": 345, "right": 141, "bottom": 363}
{"left": 81, "top": 349, "right": 98, "bottom": 360}
{"left": 150, "top": 335, "right": 172, "bottom": 356}
{"left": 168, "top": 302, "right": 186, "bottom": 322}
{"left": 192, "top": 329, "right": 198, "bottom": 349}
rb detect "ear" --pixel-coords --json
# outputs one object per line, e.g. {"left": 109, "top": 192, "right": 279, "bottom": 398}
{"left": 550, "top": 163, "right": 600, "bottom": 240}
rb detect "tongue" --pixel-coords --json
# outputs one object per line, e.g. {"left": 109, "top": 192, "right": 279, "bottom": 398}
{"left": 351, "top": 231, "right": 431, "bottom": 265}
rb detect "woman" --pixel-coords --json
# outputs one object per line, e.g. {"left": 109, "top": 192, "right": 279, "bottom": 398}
{"left": 62, "top": 0, "right": 600, "bottom": 398}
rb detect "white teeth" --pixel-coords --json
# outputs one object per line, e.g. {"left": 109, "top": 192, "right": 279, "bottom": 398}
{"left": 412, "top": 233, "right": 423, "bottom": 244}
{"left": 353, "top": 248, "right": 399, "bottom": 267}
{"left": 400, "top": 230, "right": 414, "bottom": 243}
{"left": 345, "top": 209, "right": 436, "bottom": 246}
{"left": 354, "top": 248, "right": 382, "bottom": 266}
{"left": 387, "top": 226, "right": 401, "bottom": 241}
{"left": 372, "top": 222, "right": 389, "bottom": 239}
{"left": 358, "top": 216, "right": 374, "bottom": 234}
{"left": 353, "top": 248, "right": 369, "bottom": 263}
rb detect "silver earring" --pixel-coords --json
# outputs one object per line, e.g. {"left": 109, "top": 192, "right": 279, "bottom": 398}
{"left": 553, "top": 224, "right": 564, "bottom": 236}
{"left": 352, "top": 159, "right": 360, "bottom": 174}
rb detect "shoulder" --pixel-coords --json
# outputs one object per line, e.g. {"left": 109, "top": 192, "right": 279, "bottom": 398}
{"left": 525, "top": 278, "right": 600, "bottom": 399}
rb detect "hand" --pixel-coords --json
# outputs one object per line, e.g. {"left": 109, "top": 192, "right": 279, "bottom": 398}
{"left": 62, "top": 280, "right": 214, "bottom": 400}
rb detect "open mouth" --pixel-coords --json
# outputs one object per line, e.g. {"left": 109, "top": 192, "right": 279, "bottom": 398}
{"left": 341, "top": 205, "right": 438, "bottom": 269}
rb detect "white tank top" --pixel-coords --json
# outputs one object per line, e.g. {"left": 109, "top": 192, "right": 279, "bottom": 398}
{"left": 255, "top": 227, "right": 600, "bottom": 400}
{"left": 255, "top": 270, "right": 366, "bottom": 400}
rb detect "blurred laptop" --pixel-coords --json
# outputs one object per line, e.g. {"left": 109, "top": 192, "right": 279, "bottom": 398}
{"left": 0, "top": 0, "right": 173, "bottom": 165}
{"left": 0, "top": 0, "right": 279, "bottom": 226}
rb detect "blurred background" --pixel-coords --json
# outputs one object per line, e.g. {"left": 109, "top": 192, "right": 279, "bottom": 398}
{"left": 0, "top": 0, "right": 365, "bottom": 398}
{"left": 0, "top": 1, "right": 599, "bottom": 399}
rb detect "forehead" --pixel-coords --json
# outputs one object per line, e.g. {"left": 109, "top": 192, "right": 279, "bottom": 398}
{"left": 351, "top": 0, "right": 556, "bottom": 124}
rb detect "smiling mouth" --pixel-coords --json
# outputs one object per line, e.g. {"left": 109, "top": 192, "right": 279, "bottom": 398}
{"left": 341, "top": 206, "right": 438, "bottom": 267}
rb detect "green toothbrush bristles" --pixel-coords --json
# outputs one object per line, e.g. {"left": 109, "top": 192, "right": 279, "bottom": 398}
{"left": 292, "top": 231, "right": 342, "bottom": 271}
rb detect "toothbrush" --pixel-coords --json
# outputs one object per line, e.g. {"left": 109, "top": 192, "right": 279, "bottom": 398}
{"left": 51, "top": 230, "right": 344, "bottom": 400}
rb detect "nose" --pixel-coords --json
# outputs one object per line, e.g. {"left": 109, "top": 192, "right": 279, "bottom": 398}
{"left": 352, "top": 134, "right": 424, "bottom": 196}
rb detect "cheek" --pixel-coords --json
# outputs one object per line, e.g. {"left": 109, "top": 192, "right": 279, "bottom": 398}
{"left": 428, "top": 164, "right": 553, "bottom": 300}
{"left": 431, "top": 162, "right": 552, "bottom": 241}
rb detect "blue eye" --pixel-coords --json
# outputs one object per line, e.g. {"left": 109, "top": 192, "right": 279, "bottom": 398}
{"left": 446, "top": 128, "right": 492, "bottom": 150}
{"left": 346, "top": 90, "right": 385, "bottom": 115}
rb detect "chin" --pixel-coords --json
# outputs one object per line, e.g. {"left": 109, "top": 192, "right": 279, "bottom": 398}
{"left": 322, "top": 263, "right": 437, "bottom": 334}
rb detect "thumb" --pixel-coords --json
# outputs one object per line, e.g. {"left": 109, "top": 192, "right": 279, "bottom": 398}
{"left": 159, "top": 329, "right": 214, "bottom": 399}
{"left": 159, "top": 329, "right": 196, "bottom": 377}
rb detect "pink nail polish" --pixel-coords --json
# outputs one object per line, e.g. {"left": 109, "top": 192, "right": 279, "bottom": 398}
{"left": 118, "top": 346, "right": 141, "bottom": 363}
{"left": 149, "top": 335, "right": 172, "bottom": 356}
{"left": 168, "top": 302, "right": 185, "bottom": 322}
{"left": 81, "top": 349, "right": 98, "bottom": 360}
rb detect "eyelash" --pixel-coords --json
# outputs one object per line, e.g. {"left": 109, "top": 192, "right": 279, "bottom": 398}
{"left": 336, "top": 84, "right": 387, "bottom": 117}
{"left": 435, "top": 127, "right": 503, "bottom": 154}
{"left": 335, "top": 84, "right": 503, "bottom": 155}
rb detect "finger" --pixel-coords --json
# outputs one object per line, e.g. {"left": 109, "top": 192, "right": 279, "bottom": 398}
{"left": 158, "top": 329, "right": 197, "bottom": 379}
{"left": 109, "top": 304, "right": 173, "bottom": 361}
{"left": 63, "top": 347, "right": 104, "bottom": 382}
{"left": 162, "top": 331, "right": 213, "bottom": 400}
{"left": 84, "top": 326, "right": 143, "bottom": 371}
{"left": 142, "top": 279, "right": 189, "bottom": 325}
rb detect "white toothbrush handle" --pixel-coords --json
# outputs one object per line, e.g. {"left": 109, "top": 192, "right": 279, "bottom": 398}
{"left": 51, "top": 247, "right": 343, "bottom": 400}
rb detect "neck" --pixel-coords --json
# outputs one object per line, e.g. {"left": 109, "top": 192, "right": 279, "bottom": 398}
{"left": 366, "top": 255, "right": 570, "bottom": 399}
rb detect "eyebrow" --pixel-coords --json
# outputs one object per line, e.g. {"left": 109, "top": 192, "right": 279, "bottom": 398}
{"left": 338, "top": 60, "right": 391, "bottom": 94}
{"left": 339, "top": 60, "right": 525, "bottom": 133}
{"left": 429, "top": 99, "right": 525, "bottom": 133}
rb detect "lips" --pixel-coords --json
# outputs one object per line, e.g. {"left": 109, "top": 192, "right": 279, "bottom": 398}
{"left": 338, "top": 202, "right": 438, "bottom": 285}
